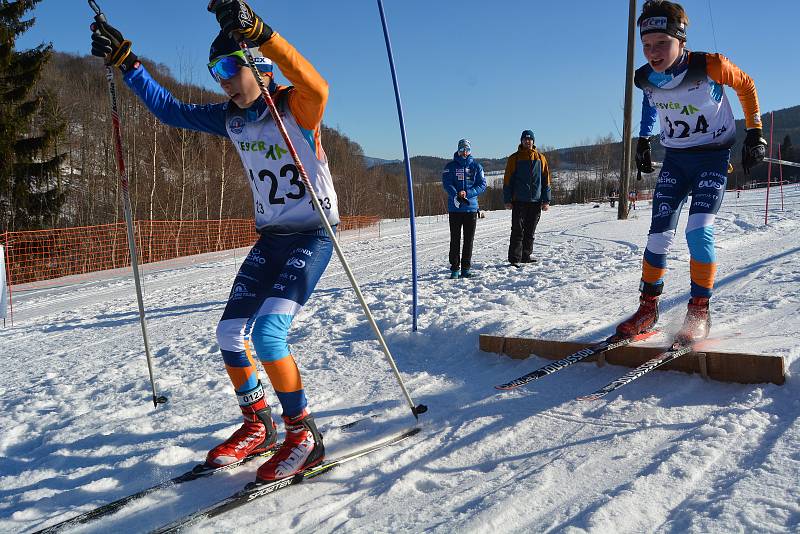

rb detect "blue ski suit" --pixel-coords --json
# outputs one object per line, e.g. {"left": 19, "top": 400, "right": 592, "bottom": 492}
{"left": 122, "top": 33, "right": 336, "bottom": 417}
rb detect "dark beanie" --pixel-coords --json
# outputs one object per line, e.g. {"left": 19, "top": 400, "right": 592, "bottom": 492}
{"left": 210, "top": 31, "right": 243, "bottom": 61}
{"left": 209, "top": 31, "right": 268, "bottom": 62}
{"left": 521, "top": 130, "right": 535, "bottom": 142}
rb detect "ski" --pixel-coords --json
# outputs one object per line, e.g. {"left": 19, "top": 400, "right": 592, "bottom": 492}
{"left": 151, "top": 426, "right": 421, "bottom": 534}
{"left": 576, "top": 341, "right": 695, "bottom": 401}
{"left": 31, "top": 451, "right": 274, "bottom": 534}
{"left": 32, "top": 415, "right": 374, "bottom": 534}
{"left": 495, "top": 330, "right": 658, "bottom": 390}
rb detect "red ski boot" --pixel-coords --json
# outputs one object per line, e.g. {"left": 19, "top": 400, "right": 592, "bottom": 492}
{"left": 205, "top": 382, "right": 278, "bottom": 467}
{"left": 616, "top": 281, "right": 662, "bottom": 337}
{"left": 255, "top": 410, "right": 324, "bottom": 482}
{"left": 674, "top": 297, "right": 711, "bottom": 345}
{"left": 616, "top": 294, "right": 659, "bottom": 337}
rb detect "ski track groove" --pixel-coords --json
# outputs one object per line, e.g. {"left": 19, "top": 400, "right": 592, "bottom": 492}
{"left": 655, "top": 389, "right": 800, "bottom": 533}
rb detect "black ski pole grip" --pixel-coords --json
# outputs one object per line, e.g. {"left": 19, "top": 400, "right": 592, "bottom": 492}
{"left": 207, "top": 0, "right": 247, "bottom": 44}
{"left": 88, "top": 0, "right": 106, "bottom": 23}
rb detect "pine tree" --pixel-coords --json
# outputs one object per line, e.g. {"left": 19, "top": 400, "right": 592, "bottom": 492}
{"left": 0, "top": 0, "right": 66, "bottom": 233}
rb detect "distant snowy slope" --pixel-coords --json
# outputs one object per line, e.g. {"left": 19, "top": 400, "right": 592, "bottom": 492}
{"left": 1, "top": 186, "right": 798, "bottom": 533}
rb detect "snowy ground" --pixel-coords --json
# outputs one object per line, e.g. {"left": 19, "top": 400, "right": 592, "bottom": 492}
{"left": 1, "top": 186, "right": 799, "bottom": 533}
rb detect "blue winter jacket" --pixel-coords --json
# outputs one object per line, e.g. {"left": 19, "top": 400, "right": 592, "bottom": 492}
{"left": 441, "top": 153, "right": 486, "bottom": 213}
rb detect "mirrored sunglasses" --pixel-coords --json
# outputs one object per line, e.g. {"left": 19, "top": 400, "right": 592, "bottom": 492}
{"left": 207, "top": 50, "right": 247, "bottom": 82}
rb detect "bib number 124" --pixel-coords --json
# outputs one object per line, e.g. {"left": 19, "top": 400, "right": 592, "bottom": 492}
{"left": 664, "top": 114, "right": 709, "bottom": 139}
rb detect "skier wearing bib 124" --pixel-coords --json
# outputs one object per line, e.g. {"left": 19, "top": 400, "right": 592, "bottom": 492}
{"left": 616, "top": 0, "right": 766, "bottom": 344}
{"left": 90, "top": 0, "right": 338, "bottom": 482}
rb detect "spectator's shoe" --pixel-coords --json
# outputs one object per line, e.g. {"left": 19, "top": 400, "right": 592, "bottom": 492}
{"left": 450, "top": 270, "right": 460, "bottom": 279}
{"left": 521, "top": 256, "right": 538, "bottom": 264}
{"left": 460, "top": 269, "right": 474, "bottom": 278}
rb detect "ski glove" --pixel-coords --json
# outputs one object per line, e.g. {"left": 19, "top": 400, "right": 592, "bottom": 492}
{"left": 741, "top": 128, "right": 767, "bottom": 175}
{"left": 635, "top": 137, "right": 655, "bottom": 174}
{"left": 90, "top": 21, "right": 138, "bottom": 73}
{"left": 209, "top": 0, "right": 273, "bottom": 46}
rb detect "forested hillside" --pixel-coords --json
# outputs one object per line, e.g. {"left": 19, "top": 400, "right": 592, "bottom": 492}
{"left": 32, "top": 52, "right": 394, "bottom": 229}
{"left": 377, "top": 103, "right": 800, "bottom": 187}
{"left": 552, "top": 106, "right": 800, "bottom": 189}
{"left": 19, "top": 52, "right": 800, "bottom": 231}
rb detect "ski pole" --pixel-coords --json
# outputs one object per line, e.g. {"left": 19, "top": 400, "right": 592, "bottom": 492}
{"left": 206, "top": 0, "right": 427, "bottom": 419}
{"left": 88, "top": 0, "right": 167, "bottom": 408}
{"left": 376, "top": 0, "right": 419, "bottom": 332}
{"left": 763, "top": 157, "right": 800, "bottom": 169}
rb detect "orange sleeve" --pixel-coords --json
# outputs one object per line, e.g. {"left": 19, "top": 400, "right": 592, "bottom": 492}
{"left": 540, "top": 153, "right": 550, "bottom": 186}
{"left": 503, "top": 153, "right": 515, "bottom": 186}
{"left": 259, "top": 32, "right": 329, "bottom": 130}
{"left": 706, "top": 53, "right": 762, "bottom": 129}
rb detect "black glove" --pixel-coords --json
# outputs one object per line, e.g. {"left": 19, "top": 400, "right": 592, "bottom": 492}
{"left": 741, "top": 128, "right": 767, "bottom": 175}
{"left": 90, "top": 21, "right": 138, "bottom": 73}
{"left": 635, "top": 137, "right": 655, "bottom": 174}
{"left": 209, "top": 0, "right": 273, "bottom": 45}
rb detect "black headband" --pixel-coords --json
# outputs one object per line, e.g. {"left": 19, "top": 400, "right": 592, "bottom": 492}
{"left": 640, "top": 16, "right": 686, "bottom": 41}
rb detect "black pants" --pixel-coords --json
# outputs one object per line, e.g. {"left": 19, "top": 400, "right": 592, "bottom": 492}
{"left": 508, "top": 201, "right": 542, "bottom": 263}
{"left": 448, "top": 211, "right": 478, "bottom": 271}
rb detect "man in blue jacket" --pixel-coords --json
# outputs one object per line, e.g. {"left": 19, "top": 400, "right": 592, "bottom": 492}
{"left": 442, "top": 139, "right": 486, "bottom": 278}
{"left": 503, "top": 130, "right": 551, "bottom": 267}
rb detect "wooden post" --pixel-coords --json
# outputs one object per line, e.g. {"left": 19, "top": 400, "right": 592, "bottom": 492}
{"left": 697, "top": 352, "right": 708, "bottom": 380}
{"left": 618, "top": 0, "right": 637, "bottom": 220}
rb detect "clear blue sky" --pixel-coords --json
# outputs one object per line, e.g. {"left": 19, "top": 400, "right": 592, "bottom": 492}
{"left": 16, "top": 1, "right": 800, "bottom": 160}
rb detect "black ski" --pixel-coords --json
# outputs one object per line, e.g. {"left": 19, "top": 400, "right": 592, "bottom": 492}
{"left": 576, "top": 341, "right": 695, "bottom": 401}
{"left": 31, "top": 451, "right": 274, "bottom": 534}
{"left": 32, "top": 415, "right": 374, "bottom": 533}
{"left": 151, "top": 426, "right": 421, "bottom": 534}
{"left": 495, "top": 330, "right": 658, "bottom": 390}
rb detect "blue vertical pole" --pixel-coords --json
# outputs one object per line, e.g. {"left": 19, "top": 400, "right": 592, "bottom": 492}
{"left": 376, "top": 0, "right": 419, "bottom": 331}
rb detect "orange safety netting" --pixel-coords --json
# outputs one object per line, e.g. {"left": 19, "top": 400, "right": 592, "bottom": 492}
{"left": 1, "top": 216, "right": 379, "bottom": 286}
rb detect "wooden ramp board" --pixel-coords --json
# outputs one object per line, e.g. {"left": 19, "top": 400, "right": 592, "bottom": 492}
{"left": 479, "top": 334, "right": 785, "bottom": 385}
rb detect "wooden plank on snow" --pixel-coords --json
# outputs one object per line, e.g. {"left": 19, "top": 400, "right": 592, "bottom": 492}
{"left": 479, "top": 334, "right": 785, "bottom": 385}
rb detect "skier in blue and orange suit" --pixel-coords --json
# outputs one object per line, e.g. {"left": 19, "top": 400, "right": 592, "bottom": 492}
{"left": 91, "top": 0, "right": 336, "bottom": 482}
{"left": 616, "top": 0, "right": 767, "bottom": 344}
